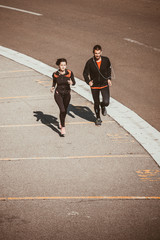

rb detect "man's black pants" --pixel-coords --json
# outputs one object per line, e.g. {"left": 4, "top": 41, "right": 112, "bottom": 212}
{"left": 91, "top": 86, "right": 110, "bottom": 118}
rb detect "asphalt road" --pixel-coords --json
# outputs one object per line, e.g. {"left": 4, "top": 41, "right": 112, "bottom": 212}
{"left": 0, "top": 1, "right": 160, "bottom": 240}
{"left": 0, "top": 0, "right": 160, "bottom": 130}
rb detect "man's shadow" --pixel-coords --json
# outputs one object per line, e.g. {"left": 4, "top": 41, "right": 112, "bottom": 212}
{"left": 67, "top": 104, "right": 96, "bottom": 122}
{"left": 33, "top": 111, "right": 61, "bottom": 136}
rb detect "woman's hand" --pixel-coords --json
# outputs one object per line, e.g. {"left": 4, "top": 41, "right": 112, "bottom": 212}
{"left": 68, "top": 79, "right": 73, "bottom": 85}
{"left": 50, "top": 87, "right": 55, "bottom": 93}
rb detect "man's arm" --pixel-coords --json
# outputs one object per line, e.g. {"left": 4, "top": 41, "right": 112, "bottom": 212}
{"left": 107, "top": 59, "right": 112, "bottom": 86}
{"left": 107, "top": 59, "right": 111, "bottom": 80}
{"left": 83, "top": 61, "right": 91, "bottom": 85}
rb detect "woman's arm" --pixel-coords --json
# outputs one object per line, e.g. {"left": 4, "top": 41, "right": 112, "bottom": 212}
{"left": 68, "top": 71, "right": 76, "bottom": 86}
{"left": 50, "top": 73, "right": 57, "bottom": 92}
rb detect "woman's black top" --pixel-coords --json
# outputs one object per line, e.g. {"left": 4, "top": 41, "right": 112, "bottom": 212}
{"left": 52, "top": 69, "right": 76, "bottom": 94}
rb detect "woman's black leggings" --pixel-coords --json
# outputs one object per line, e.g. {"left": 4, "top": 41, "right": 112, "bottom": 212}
{"left": 54, "top": 90, "right": 71, "bottom": 127}
{"left": 91, "top": 87, "right": 110, "bottom": 118}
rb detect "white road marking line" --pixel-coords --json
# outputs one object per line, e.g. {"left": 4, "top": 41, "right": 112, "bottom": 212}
{"left": 124, "top": 38, "right": 160, "bottom": 52}
{"left": 0, "top": 5, "right": 42, "bottom": 16}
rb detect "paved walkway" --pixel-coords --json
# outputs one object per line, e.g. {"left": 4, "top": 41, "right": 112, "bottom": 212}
{"left": 1, "top": 46, "right": 160, "bottom": 165}
{"left": 0, "top": 55, "right": 160, "bottom": 240}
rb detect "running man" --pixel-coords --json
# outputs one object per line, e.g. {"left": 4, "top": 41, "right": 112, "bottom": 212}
{"left": 83, "top": 45, "right": 112, "bottom": 125}
{"left": 50, "top": 58, "right": 76, "bottom": 136}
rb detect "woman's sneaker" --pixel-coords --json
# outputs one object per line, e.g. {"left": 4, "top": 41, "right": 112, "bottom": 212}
{"left": 95, "top": 118, "right": 102, "bottom": 126}
{"left": 58, "top": 123, "right": 62, "bottom": 129}
{"left": 61, "top": 127, "right": 66, "bottom": 137}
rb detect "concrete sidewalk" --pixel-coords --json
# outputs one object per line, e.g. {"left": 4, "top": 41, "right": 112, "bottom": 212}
{"left": 1, "top": 45, "right": 160, "bottom": 165}
{"left": 0, "top": 55, "right": 160, "bottom": 240}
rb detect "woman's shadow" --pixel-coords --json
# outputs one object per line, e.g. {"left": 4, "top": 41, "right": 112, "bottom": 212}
{"left": 33, "top": 111, "right": 61, "bottom": 136}
{"left": 33, "top": 105, "right": 96, "bottom": 136}
{"left": 67, "top": 104, "right": 96, "bottom": 122}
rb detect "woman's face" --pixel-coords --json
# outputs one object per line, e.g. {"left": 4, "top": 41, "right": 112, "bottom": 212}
{"left": 59, "top": 62, "right": 67, "bottom": 71}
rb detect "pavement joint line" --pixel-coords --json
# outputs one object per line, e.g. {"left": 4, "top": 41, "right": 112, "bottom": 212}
{"left": 0, "top": 196, "right": 160, "bottom": 201}
{"left": 0, "top": 46, "right": 160, "bottom": 166}
{"left": 0, "top": 154, "right": 149, "bottom": 161}
{"left": 37, "top": 80, "right": 50, "bottom": 83}
{"left": 0, "top": 95, "right": 49, "bottom": 100}
{"left": 0, "top": 121, "right": 114, "bottom": 128}
{"left": 0, "top": 69, "right": 34, "bottom": 73}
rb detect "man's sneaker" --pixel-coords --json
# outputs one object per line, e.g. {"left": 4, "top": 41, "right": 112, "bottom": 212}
{"left": 95, "top": 118, "right": 102, "bottom": 126}
{"left": 101, "top": 106, "right": 107, "bottom": 116}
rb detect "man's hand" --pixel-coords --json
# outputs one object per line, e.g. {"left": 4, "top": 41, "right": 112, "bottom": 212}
{"left": 89, "top": 80, "right": 93, "bottom": 87}
{"left": 50, "top": 87, "right": 54, "bottom": 93}
{"left": 108, "top": 80, "right": 112, "bottom": 87}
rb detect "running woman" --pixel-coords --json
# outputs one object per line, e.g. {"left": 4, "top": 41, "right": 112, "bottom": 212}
{"left": 50, "top": 58, "right": 76, "bottom": 136}
{"left": 83, "top": 45, "right": 112, "bottom": 126}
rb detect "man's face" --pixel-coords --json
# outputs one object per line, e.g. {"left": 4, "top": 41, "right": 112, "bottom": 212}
{"left": 94, "top": 50, "right": 102, "bottom": 60}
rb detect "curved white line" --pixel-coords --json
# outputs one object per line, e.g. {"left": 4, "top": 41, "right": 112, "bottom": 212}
{"left": 0, "top": 45, "right": 160, "bottom": 166}
{"left": 124, "top": 38, "right": 160, "bottom": 52}
{"left": 0, "top": 5, "right": 42, "bottom": 16}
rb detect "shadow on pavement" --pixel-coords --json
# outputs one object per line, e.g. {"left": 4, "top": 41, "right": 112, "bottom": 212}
{"left": 33, "top": 111, "right": 61, "bottom": 136}
{"left": 67, "top": 104, "right": 96, "bottom": 122}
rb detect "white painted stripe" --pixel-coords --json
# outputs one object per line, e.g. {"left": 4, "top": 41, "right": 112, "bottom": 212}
{"left": 124, "top": 38, "right": 160, "bottom": 52}
{"left": 0, "top": 46, "right": 160, "bottom": 166}
{"left": 0, "top": 5, "right": 42, "bottom": 16}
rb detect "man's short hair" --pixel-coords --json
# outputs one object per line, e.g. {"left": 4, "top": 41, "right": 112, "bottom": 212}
{"left": 93, "top": 45, "right": 102, "bottom": 53}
